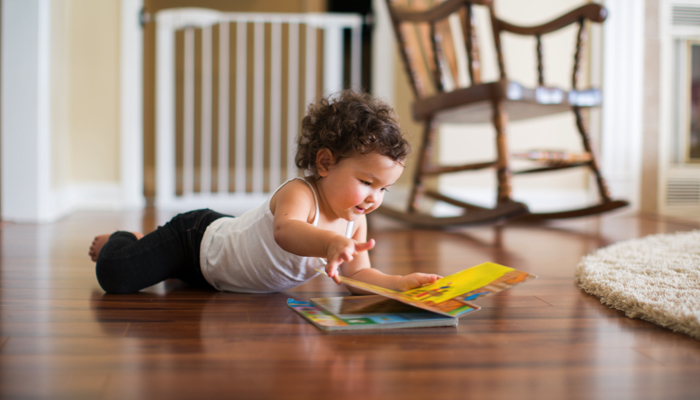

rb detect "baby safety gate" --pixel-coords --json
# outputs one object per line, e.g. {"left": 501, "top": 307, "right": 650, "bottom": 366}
{"left": 155, "top": 8, "right": 363, "bottom": 212}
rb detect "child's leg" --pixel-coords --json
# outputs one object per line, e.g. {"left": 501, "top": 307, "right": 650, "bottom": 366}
{"left": 94, "top": 209, "right": 230, "bottom": 294}
{"left": 95, "top": 229, "right": 186, "bottom": 294}
{"left": 90, "top": 232, "right": 143, "bottom": 262}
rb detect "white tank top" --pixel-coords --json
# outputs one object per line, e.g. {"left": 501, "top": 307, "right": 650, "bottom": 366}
{"left": 199, "top": 178, "right": 354, "bottom": 293}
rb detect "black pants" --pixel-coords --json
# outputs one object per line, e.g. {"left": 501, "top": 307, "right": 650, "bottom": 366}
{"left": 95, "top": 209, "right": 231, "bottom": 294}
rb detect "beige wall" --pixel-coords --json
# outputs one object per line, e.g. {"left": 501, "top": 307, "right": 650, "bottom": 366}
{"left": 69, "top": 0, "right": 121, "bottom": 183}
{"left": 391, "top": 55, "right": 425, "bottom": 189}
{"left": 49, "top": 0, "right": 121, "bottom": 190}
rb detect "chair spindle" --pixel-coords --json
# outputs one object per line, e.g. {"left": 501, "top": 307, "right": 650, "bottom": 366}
{"left": 536, "top": 35, "right": 544, "bottom": 86}
{"left": 572, "top": 19, "right": 586, "bottom": 89}
{"left": 463, "top": 3, "right": 481, "bottom": 85}
{"left": 489, "top": 5, "right": 507, "bottom": 80}
{"left": 430, "top": 22, "right": 446, "bottom": 92}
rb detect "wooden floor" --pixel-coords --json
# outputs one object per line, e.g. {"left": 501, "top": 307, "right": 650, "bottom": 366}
{"left": 1, "top": 209, "right": 700, "bottom": 400}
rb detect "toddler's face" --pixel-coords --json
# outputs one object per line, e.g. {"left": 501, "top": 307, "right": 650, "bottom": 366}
{"left": 319, "top": 151, "right": 404, "bottom": 221}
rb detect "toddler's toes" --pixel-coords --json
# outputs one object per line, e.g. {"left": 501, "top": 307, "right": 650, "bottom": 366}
{"left": 88, "top": 234, "right": 110, "bottom": 262}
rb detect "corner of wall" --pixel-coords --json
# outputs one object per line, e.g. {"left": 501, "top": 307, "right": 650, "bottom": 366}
{"left": 641, "top": 0, "right": 661, "bottom": 214}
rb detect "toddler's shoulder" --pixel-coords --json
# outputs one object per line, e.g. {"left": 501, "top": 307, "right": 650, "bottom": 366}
{"left": 270, "top": 178, "right": 317, "bottom": 221}
{"left": 277, "top": 178, "right": 316, "bottom": 200}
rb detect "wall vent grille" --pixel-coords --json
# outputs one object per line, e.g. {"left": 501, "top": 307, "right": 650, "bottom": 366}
{"left": 666, "top": 178, "right": 700, "bottom": 204}
{"left": 673, "top": 5, "right": 700, "bottom": 26}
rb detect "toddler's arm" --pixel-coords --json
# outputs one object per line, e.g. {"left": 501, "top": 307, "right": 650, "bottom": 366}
{"left": 337, "top": 215, "right": 441, "bottom": 293}
{"left": 272, "top": 180, "right": 439, "bottom": 292}
{"left": 272, "top": 180, "right": 376, "bottom": 274}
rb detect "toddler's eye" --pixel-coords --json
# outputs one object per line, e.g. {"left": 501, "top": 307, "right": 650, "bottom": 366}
{"left": 360, "top": 180, "right": 371, "bottom": 186}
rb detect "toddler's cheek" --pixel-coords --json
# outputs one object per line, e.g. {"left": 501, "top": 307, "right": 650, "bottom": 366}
{"left": 347, "top": 192, "right": 366, "bottom": 206}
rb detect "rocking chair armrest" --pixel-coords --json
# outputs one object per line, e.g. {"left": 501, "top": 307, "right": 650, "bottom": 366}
{"left": 390, "top": 0, "right": 493, "bottom": 23}
{"left": 495, "top": 3, "right": 607, "bottom": 36}
{"left": 412, "top": 80, "right": 508, "bottom": 121}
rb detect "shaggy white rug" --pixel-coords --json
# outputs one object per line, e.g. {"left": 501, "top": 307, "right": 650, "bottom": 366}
{"left": 576, "top": 230, "right": 700, "bottom": 340}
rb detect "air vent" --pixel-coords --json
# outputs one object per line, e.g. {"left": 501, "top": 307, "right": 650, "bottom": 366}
{"left": 666, "top": 178, "right": 700, "bottom": 204}
{"left": 673, "top": 5, "right": 700, "bottom": 26}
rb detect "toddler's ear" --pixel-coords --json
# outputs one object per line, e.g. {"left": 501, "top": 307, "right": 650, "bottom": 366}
{"left": 315, "top": 148, "right": 336, "bottom": 177}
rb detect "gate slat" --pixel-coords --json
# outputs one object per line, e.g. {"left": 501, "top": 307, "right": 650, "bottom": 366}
{"left": 235, "top": 21, "right": 247, "bottom": 194}
{"left": 253, "top": 22, "right": 265, "bottom": 194}
{"left": 201, "top": 25, "right": 213, "bottom": 194}
{"left": 183, "top": 27, "right": 195, "bottom": 196}
{"left": 270, "top": 22, "right": 282, "bottom": 190}
{"left": 287, "top": 22, "right": 300, "bottom": 181}
{"left": 218, "top": 22, "right": 230, "bottom": 194}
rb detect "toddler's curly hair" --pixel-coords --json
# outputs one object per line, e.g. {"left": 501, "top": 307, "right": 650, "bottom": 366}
{"left": 295, "top": 90, "right": 411, "bottom": 177}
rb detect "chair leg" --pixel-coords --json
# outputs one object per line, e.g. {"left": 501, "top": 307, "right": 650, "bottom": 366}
{"left": 573, "top": 106, "right": 612, "bottom": 203}
{"left": 493, "top": 100, "right": 513, "bottom": 205}
{"left": 377, "top": 109, "right": 531, "bottom": 227}
{"left": 408, "top": 118, "right": 436, "bottom": 213}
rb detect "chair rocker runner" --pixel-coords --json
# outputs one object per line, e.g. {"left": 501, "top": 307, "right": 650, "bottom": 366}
{"left": 377, "top": 0, "right": 628, "bottom": 228}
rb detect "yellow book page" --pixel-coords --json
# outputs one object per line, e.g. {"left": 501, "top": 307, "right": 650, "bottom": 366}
{"left": 402, "top": 262, "right": 514, "bottom": 304}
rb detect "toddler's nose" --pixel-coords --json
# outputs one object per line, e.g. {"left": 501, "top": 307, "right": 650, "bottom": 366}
{"left": 365, "top": 189, "right": 381, "bottom": 204}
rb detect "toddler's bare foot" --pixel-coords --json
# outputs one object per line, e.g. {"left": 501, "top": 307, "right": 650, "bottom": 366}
{"left": 89, "top": 232, "right": 144, "bottom": 262}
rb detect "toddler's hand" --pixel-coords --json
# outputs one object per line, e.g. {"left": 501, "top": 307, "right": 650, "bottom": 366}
{"left": 397, "top": 273, "right": 442, "bottom": 292}
{"left": 325, "top": 237, "right": 375, "bottom": 284}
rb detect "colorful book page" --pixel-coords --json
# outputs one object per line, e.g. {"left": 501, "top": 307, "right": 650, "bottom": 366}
{"left": 311, "top": 295, "right": 465, "bottom": 320}
{"left": 287, "top": 299, "right": 458, "bottom": 331}
{"left": 402, "top": 262, "right": 534, "bottom": 304}
{"left": 317, "top": 262, "right": 536, "bottom": 317}
{"left": 287, "top": 299, "right": 348, "bottom": 328}
{"left": 322, "top": 273, "right": 479, "bottom": 317}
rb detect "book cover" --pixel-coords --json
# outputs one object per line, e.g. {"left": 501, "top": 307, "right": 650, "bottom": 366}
{"left": 289, "top": 262, "right": 536, "bottom": 331}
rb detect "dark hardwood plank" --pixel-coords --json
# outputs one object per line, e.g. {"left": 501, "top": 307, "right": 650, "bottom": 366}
{"left": 1, "top": 210, "right": 699, "bottom": 399}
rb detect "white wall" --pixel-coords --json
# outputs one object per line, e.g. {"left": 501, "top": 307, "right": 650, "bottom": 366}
{"left": 1, "top": 0, "right": 144, "bottom": 223}
{"left": 2, "top": 0, "right": 52, "bottom": 221}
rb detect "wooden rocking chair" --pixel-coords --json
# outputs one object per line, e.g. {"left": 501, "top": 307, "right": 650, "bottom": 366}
{"left": 377, "top": 0, "right": 628, "bottom": 228}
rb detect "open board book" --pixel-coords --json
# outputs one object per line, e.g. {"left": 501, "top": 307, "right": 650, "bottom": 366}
{"left": 288, "top": 262, "right": 536, "bottom": 331}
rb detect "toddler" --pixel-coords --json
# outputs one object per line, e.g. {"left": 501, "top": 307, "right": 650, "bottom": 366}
{"left": 89, "top": 90, "right": 440, "bottom": 294}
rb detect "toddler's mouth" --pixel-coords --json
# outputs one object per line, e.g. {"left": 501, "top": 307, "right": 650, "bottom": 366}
{"left": 355, "top": 206, "right": 365, "bottom": 213}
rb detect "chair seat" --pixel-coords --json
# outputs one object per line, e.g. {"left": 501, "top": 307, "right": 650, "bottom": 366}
{"left": 413, "top": 80, "right": 602, "bottom": 124}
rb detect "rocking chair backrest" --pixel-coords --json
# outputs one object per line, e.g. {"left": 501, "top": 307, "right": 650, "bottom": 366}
{"left": 386, "top": 0, "right": 608, "bottom": 97}
{"left": 386, "top": 0, "right": 499, "bottom": 99}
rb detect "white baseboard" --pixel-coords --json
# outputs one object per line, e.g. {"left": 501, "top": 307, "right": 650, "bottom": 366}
{"left": 42, "top": 182, "right": 144, "bottom": 223}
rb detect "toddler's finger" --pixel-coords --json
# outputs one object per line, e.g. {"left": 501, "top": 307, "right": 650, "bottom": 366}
{"left": 325, "top": 264, "right": 342, "bottom": 285}
{"left": 418, "top": 273, "right": 441, "bottom": 285}
{"left": 341, "top": 252, "right": 353, "bottom": 263}
{"left": 325, "top": 262, "right": 338, "bottom": 280}
{"left": 355, "top": 238, "right": 376, "bottom": 252}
